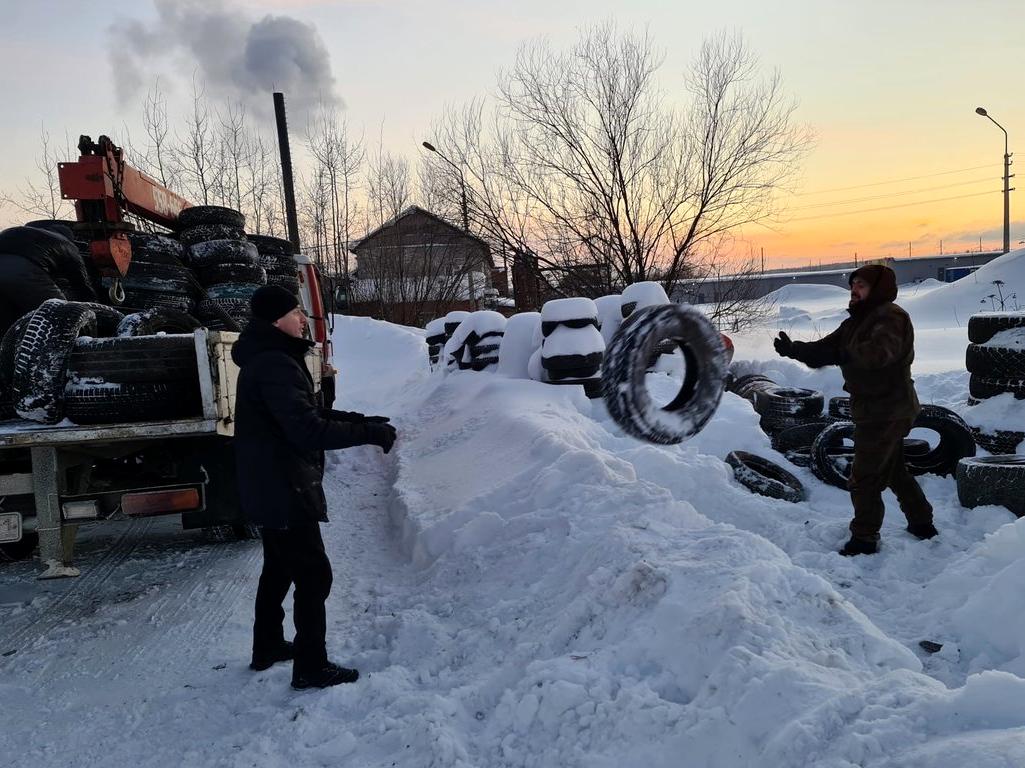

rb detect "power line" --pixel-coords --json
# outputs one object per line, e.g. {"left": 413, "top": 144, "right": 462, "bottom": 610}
{"left": 790, "top": 177, "right": 995, "bottom": 210}
{"left": 793, "top": 163, "right": 996, "bottom": 197}
{"left": 788, "top": 190, "right": 998, "bottom": 223}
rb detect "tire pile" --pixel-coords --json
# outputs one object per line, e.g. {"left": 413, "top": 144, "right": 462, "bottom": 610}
{"left": 181, "top": 206, "right": 265, "bottom": 331}
{"left": 424, "top": 318, "right": 447, "bottom": 369}
{"left": 122, "top": 233, "right": 199, "bottom": 315}
{"left": 963, "top": 311, "right": 1025, "bottom": 454}
{"left": 540, "top": 298, "right": 604, "bottom": 398}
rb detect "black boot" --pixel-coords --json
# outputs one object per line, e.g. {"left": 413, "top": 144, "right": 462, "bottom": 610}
{"left": 291, "top": 661, "right": 360, "bottom": 690}
{"left": 906, "top": 522, "right": 938, "bottom": 540}
{"left": 839, "top": 537, "right": 878, "bottom": 556}
{"left": 250, "top": 640, "right": 295, "bottom": 671}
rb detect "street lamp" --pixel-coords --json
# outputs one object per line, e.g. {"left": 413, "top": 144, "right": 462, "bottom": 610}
{"left": 421, "top": 141, "right": 469, "bottom": 231}
{"left": 975, "top": 106, "right": 1014, "bottom": 253}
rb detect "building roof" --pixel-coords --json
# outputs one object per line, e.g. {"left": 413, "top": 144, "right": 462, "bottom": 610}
{"left": 351, "top": 205, "right": 492, "bottom": 253}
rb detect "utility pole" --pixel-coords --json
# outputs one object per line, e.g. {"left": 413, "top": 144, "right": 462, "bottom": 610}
{"left": 760, "top": 247, "right": 764, "bottom": 273}
{"left": 975, "top": 107, "right": 1014, "bottom": 253}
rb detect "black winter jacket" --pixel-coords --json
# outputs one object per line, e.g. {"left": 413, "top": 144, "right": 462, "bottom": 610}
{"left": 232, "top": 319, "right": 384, "bottom": 529}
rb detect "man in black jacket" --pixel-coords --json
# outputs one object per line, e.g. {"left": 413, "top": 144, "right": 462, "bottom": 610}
{"left": 0, "top": 225, "right": 96, "bottom": 334}
{"left": 232, "top": 285, "right": 396, "bottom": 689}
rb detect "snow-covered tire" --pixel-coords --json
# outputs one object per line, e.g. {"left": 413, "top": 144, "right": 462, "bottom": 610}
{"left": 123, "top": 261, "right": 198, "bottom": 295}
{"left": 77, "top": 303, "right": 126, "bottom": 337}
{"left": 194, "top": 300, "right": 242, "bottom": 333}
{"left": 68, "top": 335, "right": 198, "bottom": 384}
{"left": 784, "top": 448, "right": 813, "bottom": 467}
{"left": 542, "top": 351, "right": 604, "bottom": 372}
{"left": 206, "top": 282, "right": 260, "bottom": 301}
{"left": 828, "top": 396, "right": 852, "bottom": 419}
{"left": 247, "top": 234, "right": 293, "bottom": 255}
{"left": 178, "top": 225, "right": 245, "bottom": 248}
{"left": 116, "top": 309, "right": 202, "bottom": 337}
{"left": 728, "top": 373, "right": 776, "bottom": 400}
{"left": 726, "top": 451, "right": 807, "bottom": 503}
{"left": 968, "top": 312, "right": 1025, "bottom": 344}
{"left": 811, "top": 421, "right": 857, "bottom": 488}
{"left": 121, "top": 288, "right": 194, "bottom": 314}
{"left": 187, "top": 239, "right": 258, "bottom": 269}
{"left": 970, "top": 427, "right": 1025, "bottom": 455}
{"left": 178, "top": 205, "right": 245, "bottom": 230}
{"left": 198, "top": 262, "right": 266, "bottom": 287}
{"left": 548, "top": 364, "right": 602, "bottom": 381}
{"left": 12, "top": 299, "right": 97, "bottom": 424}
{"left": 127, "top": 233, "right": 185, "bottom": 264}
{"left": 602, "top": 304, "right": 726, "bottom": 445}
{"left": 965, "top": 343, "right": 1025, "bottom": 377}
{"left": 64, "top": 381, "right": 202, "bottom": 425}
{"left": 771, "top": 420, "right": 831, "bottom": 453}
{"left": 0, "top": 313, "right": 33, "bottom": 418}
{"left": 956, "top": 455, "right": 1025, "bottom": 517}
{"left": 969, "top": 373, "right": 1025, "bottom": 400}
{"left": 261, "top": 254, "right": 297, "bottom": 274}
{"left": 753, "top": 386, "right": 824, "bottom": 419}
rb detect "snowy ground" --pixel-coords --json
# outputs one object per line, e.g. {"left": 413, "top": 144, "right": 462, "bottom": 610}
{"left": 3, "top": 251, "right": 1025, "bottom": 767}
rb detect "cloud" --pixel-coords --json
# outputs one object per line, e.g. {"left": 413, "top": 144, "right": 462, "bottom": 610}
{"left": 108, "top": 0, "right": 339, "bottom": 120}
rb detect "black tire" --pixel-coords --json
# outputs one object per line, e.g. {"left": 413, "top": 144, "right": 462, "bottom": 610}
{"left": 194, "top": 300, "right": 242, "bottom": 333}
{"left": 247, "top": 234, "right": 293, "bottom": 255}
{"left": 12, "top": 299, "right": 97, "bottom": 424}
{"left": 760, "top": 413, "right": 825, "bottom": 436}
{"left": 828, "top": 396, "right": 851, "bottom": 420}
{"left": 542, "top": 351, "right": 604, "bottom": 372}
{"left": 968, "top": 312, "right": 1025, "bottom": 344}
{"left": 965, "top": 343, "right": 1025, "bottom": 377}
{"left": 266, "top": 274, "right": 299, "bottom": 294}
{"left": 602, "top": 304, "right": 726, "bottom": 445}
{"left": 726, "top": 450, "right": 807, "bottom": 503}
{"left": 728, "top": 373, "right": 777, "bottom": 400}
{"left": 64, "top": 380, "right": 202, "bottom": 425}
{"left": 117, "top": 309, "right": 202, "bottom": 337}
{"left": 905, "top": 405, "right": 976, "bottom": 476}
{"left": 811, "top": 421, "right": 857, "bottom": 489}
{"left": 206, "top": 282, "right": 260, "bottom": 301}
{"left": 127, "top": 233, "right": 185, "bottom": 265}
{"left": 178, "top": 225, "right": 245, "bottom": 248}
{"left": 753, "top": 386, "right": 825, "bottom": 420}
{"left": 260, "top": 253, "right": 297, "bottom": 273}
{"left": 970, "top": 427, "right": 1025, "bottom": 455}
{"left": 187, "top": 239, "right": 259, "bottom": 268}
{"left": 956, "top": 455, "right": 1025, "bottom": 517}
{"left": 548, "top": 364, "right": 602, "bottom": 381}
{"left": 0, "top": 313, "right": 33, "bottom": 418}
{"left": 903, "top": 438, "right": 931, "bottom": 458}
{"left": 784, "top": 448, "right": 813, "bottom": 467}
{"left": 198, "top": 262, "right": 267, "bottom": 287}
{"left": 121, "top": 288, "right": 195, "bottom": 314}
{"left": 178, "top": 205, "right": 246, "bottom": 230}
{"left": 68, "top": 335, "right": 199, "bottom": 384}
{"left": 771, "top": 420, "right": 831, "bottom": 453}
{"left": 969, "top": 373, "right": 1025, "bottom": 400}
{"left": 0, "top": 529, "right": 38, "bottom": 562}
{"left": 207, "top": 297, "right": 251, "bottom": 328}
{"left": 76, "top": 303, "right": 126, "bottom": 337}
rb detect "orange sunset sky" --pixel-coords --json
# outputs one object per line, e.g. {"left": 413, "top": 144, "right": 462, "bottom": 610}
{"left": 0, "top": 0, "right": 1021, "bottom": 269}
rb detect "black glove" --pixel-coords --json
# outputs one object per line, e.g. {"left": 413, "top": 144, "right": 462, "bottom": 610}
{"left": 366, "top": 422, "right": 397, "bottom": 454}
{"left": 773, "top": 331, "right": 794, "bottom": 359}
{"left": 363, "top": 415, "right": 391, "bottom": 424}
{"left": 326, "top": 409, "right": 365, "bottom": 423}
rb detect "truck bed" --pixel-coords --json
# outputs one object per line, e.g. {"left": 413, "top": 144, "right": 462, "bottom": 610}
{"left": 0, "top": 416, "right": 220, "bottom": 448}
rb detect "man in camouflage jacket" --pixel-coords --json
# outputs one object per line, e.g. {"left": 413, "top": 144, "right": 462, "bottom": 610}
{"left": 774, "top": 264, "right": 937, "bottom": 555}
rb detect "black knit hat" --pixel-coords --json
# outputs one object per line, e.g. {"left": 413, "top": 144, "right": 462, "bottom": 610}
{"left": 251, "top": 285, "right": 299, "bottom": 322}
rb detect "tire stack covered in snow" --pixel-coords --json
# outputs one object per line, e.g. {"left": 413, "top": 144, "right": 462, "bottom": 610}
{"left": 441, "top": 310, "right": 472, "bottom": 371}
{"left": 620, "top": 282, "right": 675, "bottom": 371}
{"left": 120, "top": 232, "right": 199, "bottom": 315}
{"left": 443, "top": 311, "right": 507, "bottom": 373}
{"left": 497, "top": 312, "right": 541, "bottom": 380}
{"left": 963, "top": 311, "right": 1025, "bottom": 454}
{"left": 539, "top": 298, "right": 605, "bottom": 398}
{"left": 248, "top": 235, "right": 299, "bottom": 296}
{"left": 424, "top": 318, "right": 447, "bottom": 369}
{"left": 179, "top": 206, "right": 263, "bottom": 330}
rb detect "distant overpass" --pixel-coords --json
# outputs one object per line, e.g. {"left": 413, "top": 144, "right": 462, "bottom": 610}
{"left": 674, "top": 251, "right": 1005, "bottom": 304}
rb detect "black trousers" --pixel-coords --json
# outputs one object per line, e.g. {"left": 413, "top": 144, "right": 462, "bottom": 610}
{"left": 253, "top": 521, "right": 333, "bottom": 671}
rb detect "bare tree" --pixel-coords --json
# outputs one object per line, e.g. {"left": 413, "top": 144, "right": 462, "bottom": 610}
{"left": 427, "top": 24, "right": 810, "bottom": 315}
{"left": 175, "top": 77, "right": 216, "bottom": 205}
{"left": 364, "top": 126, "right": 411, "bottom": 230}
{"left": 1, "top": 126, "right": 75, "bottom": 221}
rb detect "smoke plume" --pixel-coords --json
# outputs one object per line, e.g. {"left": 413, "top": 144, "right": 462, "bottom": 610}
{"left": 109, "top": 0, "right": 339, "bottom": 119}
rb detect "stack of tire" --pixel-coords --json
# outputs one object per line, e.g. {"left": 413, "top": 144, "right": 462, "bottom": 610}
{"left": 464, "top": 311, "right": 506, "bottom": 372}
{"left": 248, "top": 235, "right": 300, "bottom": 297}
{"left": 539, "top": 298, "right": 604, "bottom": 398}
{"left": 441, "top": 310, "right": 472, "bottom": 372}
{"left": 620, "top": 282, "right": 674, "bottom": 370}
{"left": 2, "top": 299, "right": 125, "bottom": 424}
{"left": 964, "top": 311, "right": 1025, "bottom": 454}
{"left": 178, "top": 206, "right": 263, "bottom": 330}
{"left": 120, "top": 232, "right": 200, "bottom": 315}
{"left": 424, "top": 318, "right": 447, "bottom": 369}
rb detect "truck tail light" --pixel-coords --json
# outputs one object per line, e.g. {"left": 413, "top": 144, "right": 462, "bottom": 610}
{"left": 122, "top": 489, "right": 201, "bottom": 517}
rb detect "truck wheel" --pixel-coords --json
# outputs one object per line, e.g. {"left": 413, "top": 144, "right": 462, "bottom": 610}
{"left": 178, "top": 205, "right": 246, "bottom": 230}
{"left": 68, "top": 335, "right": 199, "bottom": 383}
{"left": 187, "top": 239, "right": 258, "bottom": 268}
{"left": 0, "top": 530, "right": 38, "bottom": 562}
{"left": 601, "top": 304, "right": 726, "bottom": 444}
{"left": 957, "top": 455, "right": 1025, "bottom": 517}
{"left": 0, "top": 312, "right": 33, "bottom": 418}
{"left": 194, "top": 300, "right": 242, "bottom": 332}
{"left": 64, "top": 380, "right": 202, "bottom": 424}
{"left": 726, "top": 451, "right": 807, "bottom": 503}
{"left": 13, "top": 299, "right": 97, "bottom": 424}
{"left": 116, "top": 309, "right": 202, "bottom": 337}
{"left": 179, "top": 225, "right": 246, "bottom": 249}
{"left": 198, "top": 262, "right": 266, "bottom": 287}
{"left": 968, "top": 312, "right": 1025, "bottom": 344}
{"left": 247, "top": 234, "right": 293, "bottom": 255}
